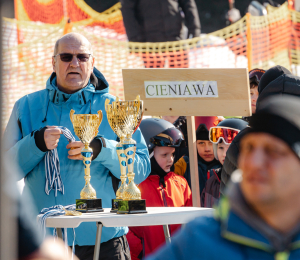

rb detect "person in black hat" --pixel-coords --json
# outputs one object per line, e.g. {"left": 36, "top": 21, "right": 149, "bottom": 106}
{"left": 220, "top": 65, "right": 300, "bottom": 195}
{"left": 145, "top": 94, "right": 300, "bottom": 260}
{"left": 174, "top": 123, "right": 221, "bottom": 195}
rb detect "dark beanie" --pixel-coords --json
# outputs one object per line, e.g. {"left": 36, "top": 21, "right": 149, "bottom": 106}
{"left": 248, "top": 95, "right": 300, "bottom": 158}
{"left": 196, "top": 124, "right": 209, "bottom": 140}
{"left": 258, "top": 65, "right": 292, "bottom": 94}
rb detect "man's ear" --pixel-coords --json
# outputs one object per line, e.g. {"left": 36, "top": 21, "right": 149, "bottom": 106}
{"left": 52, "top": 57, "right": 56, "bottom": 72}
{"left": 91, "top": 56, "right": 95, "bottom": 68}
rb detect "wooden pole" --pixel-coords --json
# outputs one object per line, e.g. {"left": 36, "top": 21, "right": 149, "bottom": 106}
{"left": 186, "top": 116, "right": 200, "bottom": 207}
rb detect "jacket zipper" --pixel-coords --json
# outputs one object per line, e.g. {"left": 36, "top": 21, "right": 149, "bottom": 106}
{"left": 160, "top": 184, "right": 171, "bottom": 235}
{"left": 160, "top": 184, "right": 168, "bottom": 207}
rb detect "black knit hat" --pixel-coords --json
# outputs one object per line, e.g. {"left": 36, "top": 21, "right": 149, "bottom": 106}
{"left": 258, "top": 65, "right": 292, "bottom": 94}
{"left": 256, "top": 65, "right": 300, "bottom": 112}
{"left": 248, "top": 95, "right": 300, "bottom": 158}
{"left": 196, "top": 124, "right": 209, "bottom": 141}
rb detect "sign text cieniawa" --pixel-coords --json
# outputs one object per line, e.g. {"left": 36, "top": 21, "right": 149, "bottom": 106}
{"left": 144, "top": 81, "right": 218, "bottom": 98}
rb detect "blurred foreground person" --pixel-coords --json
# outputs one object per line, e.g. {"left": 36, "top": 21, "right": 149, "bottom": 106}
{"left": 146, "top": 95, "right": 300, "bottom": 260}
{"left": 2, "top": 158, "right": 77, "bottom": 260}
{"left": 127, "top": 118, "right": 192, "bottom": 260}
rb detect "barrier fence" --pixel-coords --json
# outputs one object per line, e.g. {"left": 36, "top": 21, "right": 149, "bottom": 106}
{"left": 2, "top": 2, "right": 299, "bottom": 127}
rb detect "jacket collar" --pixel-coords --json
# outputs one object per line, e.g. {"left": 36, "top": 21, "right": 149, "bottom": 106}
{"left": 46, "top": 67, "right": 109, "bottom": 105}
{"left": 215, "top": 182, "right": 300, "bottom": 254}
{"left": 147, "top": 172, "right": 173, "bottom": 181}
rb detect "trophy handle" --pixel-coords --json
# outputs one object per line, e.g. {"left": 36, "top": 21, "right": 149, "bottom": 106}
{"left": 97, "top": 110, "right": 103, "bottom": 128}
{"left": 70, "top": 109, "right": 75, "bottom": 124}
{"left": 105, "top": 99, "right": 110, "bottom": 109}
{"left": 133, "top": 96, "right": 144, "bottom": 134}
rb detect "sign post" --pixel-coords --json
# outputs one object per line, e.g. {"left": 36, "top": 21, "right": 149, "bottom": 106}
{"left": 123, "top": 68, "right": 251, "bottom": 207}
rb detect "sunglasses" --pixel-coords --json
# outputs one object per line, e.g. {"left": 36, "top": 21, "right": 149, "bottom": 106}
{"left": 249, "top": 69, "right": 265, "bottom": 84}
{"left": 53, "top": 53, "right": 92, "bottom": 63}
{"left": 209, "top": 127, "right": 240, "bottom": 145}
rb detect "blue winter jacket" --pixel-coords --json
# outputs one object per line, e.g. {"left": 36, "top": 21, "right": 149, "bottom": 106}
{"left": 3, "top": 68, "right": 151, "bottom": 246}
{"left": 146, "top": 197, "right": 300, "bottom": 260}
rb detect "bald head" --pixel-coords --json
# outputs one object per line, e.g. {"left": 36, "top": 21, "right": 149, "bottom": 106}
{"left": 53, "top": 33, "right": 93, "bottom": 56}
{"left": 52, "top": 32, "right": 95, "bottom": 94}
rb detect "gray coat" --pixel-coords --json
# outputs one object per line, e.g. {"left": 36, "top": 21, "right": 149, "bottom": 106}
{"left": 121, "top": 0, "right": 201, "bottom": 42}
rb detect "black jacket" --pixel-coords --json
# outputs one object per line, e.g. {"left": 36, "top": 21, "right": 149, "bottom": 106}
{"left": 201, "top": 167, "right": 221, "bottom": 208}
{"left": 220, "top": 71, "right": 300, "bottom": 195}
{"left": 220, "top": 127, "right": 250, "bottom": 195}
{"left": 120, "top": 0, "right": 201, "bottom": 42}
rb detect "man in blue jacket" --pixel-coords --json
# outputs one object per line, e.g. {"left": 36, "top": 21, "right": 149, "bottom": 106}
{"left": 4, "top": 32, "right": 150, "bottom": 260}
{"left": 146, "top": 95, "right": 300, "bottom": 260}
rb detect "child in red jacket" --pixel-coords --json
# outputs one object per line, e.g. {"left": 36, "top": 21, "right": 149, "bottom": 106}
{"left": 127, "top": 118, "right": 192, "bottom": 260}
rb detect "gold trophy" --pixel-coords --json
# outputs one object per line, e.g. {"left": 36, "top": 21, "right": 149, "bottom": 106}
{"left": 105, "top": 95, "right": 147, "bottom": 214}
{"left": 105, "top": 97, "right": 128, "bottom": 212}
{"left": 70, "top": 109, "right": 104, "bottom": 213}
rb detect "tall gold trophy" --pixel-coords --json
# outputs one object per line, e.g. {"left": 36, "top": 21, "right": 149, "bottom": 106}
{"left": 105, "top": 98, "right": 128, "bottom": 212}
{"left": 106, "top": 96, "right": 147, "bottom": 214}
{"left": 70, "top": 109, "right": 104, "bottom": 213}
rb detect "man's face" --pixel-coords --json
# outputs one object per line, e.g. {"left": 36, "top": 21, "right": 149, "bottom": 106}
{"left": 197, "top": 140, "right": 215, "bottom": 162}
{"left": 153, "top": 146, "right": 175, "bottom": 172}
{"left": 239, "top": 133, "right": 300, "bottom": 207}
{"left": 52, "top": 38, "right": 95, "bottom": 94}
{"left": 250, "top": 85, "right": 259, "bottom": 114}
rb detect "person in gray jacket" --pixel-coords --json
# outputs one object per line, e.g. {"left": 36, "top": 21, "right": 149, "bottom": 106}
{"left": 120, "top": 0, "right": 200, "bottom": 43}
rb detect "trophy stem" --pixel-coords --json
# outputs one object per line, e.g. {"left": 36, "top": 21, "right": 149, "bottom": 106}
{"left": 80, "top": 147, "right": 96, "bottom": 199}
{"left": 115, "top": 143, "right": 127, "bottom": 200}
{"left": 122, "top": 139, "right": 141, "bottom": 200}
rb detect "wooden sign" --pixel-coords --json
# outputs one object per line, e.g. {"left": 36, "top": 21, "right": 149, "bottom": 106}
{"left": 123, "top": 68, "right": 251, "bottom": 117}
{"left": 122, "top": 68, "right": 250, "bottom": 207}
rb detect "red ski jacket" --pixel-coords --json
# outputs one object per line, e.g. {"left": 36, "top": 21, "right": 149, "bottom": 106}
{"left": 126, "top": 172, "right": 192, "bottom": 260}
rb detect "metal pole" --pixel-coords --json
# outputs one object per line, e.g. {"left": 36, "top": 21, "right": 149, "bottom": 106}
{"left": 93, "top": 222, "right": 103, "bottom": 260}
{"left": 163, "top": 225, "right": 171, "bottom": 244}
{"left": 246, "top": 13, "right": 253, "bottom": 71}
{"left": 56, "top": 228, "right": 63, "bottom": 239}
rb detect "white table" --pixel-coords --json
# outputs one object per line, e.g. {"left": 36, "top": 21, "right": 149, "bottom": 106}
{"left": 45, "top": 207, "right": 214, "bottom": 260}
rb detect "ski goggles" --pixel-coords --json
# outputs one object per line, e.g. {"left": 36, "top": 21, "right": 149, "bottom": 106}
{"left": 249, "top": 69, "right": 265, "bottom": 85}
{"left": 150, "top": 128, "right": 184, "bottom": 148}
{"left": 53, "top": 53, "right": 92, "bottom": 63}
{"left": 209, "top": 127, "right": 240, "bottom": 144}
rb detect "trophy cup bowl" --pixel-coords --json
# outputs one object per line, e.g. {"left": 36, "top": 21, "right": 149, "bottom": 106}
{"left": 70, "top": 109, "right": 104, "bottom": 213}
{"left": 106, "top": 96, "right": 147, "bottom": 214}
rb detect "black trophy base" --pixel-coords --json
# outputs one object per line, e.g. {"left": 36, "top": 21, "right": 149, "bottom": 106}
{"left": 110, "top": 199, "right": 122, "bottom": 213}
{"left": 117, "top": 199, "right": 147, "bottom": 214}
{"left": 76, "top": 199, "right": 104, "bottom": 213}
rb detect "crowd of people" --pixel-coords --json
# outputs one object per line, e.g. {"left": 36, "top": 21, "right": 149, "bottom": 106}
{"left": 6, "top": 32, "right": 300, "bottom": 260}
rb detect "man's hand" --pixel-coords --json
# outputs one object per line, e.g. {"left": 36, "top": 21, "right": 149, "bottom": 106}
{"left": 44, "top": 126, "right": 62, "bottom": 150}
{"left": 67, "top": 141, "right": 84, "bottom": 160}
